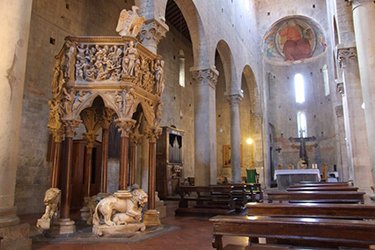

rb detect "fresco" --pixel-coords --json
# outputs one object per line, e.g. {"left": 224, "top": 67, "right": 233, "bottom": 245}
{"left": 264, "top": 17, "right": 326, "bottom": 64}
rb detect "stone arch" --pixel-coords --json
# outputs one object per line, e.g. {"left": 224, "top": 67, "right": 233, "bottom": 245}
{"left": 163, "top": 0, "right": 209, "bottom": 68}
{"left": 215, "top": 39, "right": 237, "bottom": 94}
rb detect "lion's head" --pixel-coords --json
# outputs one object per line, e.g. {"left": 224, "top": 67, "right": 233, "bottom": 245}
{"left": 44, "top": 188, "right": 61, "bottom": 205}
{"left": 131, "top": 188, "right": 148, "bottom": 208}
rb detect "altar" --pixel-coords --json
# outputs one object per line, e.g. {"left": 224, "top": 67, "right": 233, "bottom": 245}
{"left": 274, "top": 169, "right": 321, "bottom": 189}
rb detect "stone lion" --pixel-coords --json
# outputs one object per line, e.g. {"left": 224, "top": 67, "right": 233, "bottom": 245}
{"left": 36, "top": 188, "right": 61, "bottom": 229}
{"left": 92, "top": 187, "right": 148, "bottom": 226}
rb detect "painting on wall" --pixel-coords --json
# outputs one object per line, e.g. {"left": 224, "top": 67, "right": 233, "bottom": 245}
{"left": 223, "top": 144, "right": 243, "bottom": 168}
{"left": 263, "top": 16, "right": 326, "bottom": 64}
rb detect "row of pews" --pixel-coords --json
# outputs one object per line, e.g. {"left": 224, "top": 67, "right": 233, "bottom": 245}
{"left": 210, "top": 181, "right": 375, "bottom": 249}
{"left": 175, "top": 184, "right": 263, "bottom": 216}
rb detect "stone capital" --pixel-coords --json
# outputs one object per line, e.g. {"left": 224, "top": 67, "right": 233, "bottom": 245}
{"left": 63, "top": 119, "right": 81, "bottom": 138}
{"left": 337, "top": 46, "right": 357, "bottom": 68}
{"left": 101, "top": 108, "right": 115, "bottom": 130}
{"left": 144, "top": 126, "right": 162, "bottom": 143}
{"left": 226, "top": 93, "right": 244, "bottom": 105}
{"left": 83, "top": 132, "right": 97, "bottom": 148}
{"left": 138, "top": 18, "right": 169, "bottom": 49}
{"left": 191, "top": 67, "right": 219, "bottom": 89}
{"left": 115, "top": 118, "right": 136, "bottom": 137}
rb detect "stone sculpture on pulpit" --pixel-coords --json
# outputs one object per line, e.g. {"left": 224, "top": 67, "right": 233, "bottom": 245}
{"left": 92, "top": 186, "right": 148, "bottom": 236}
{"left": 36, "top": 188, "right": 61, "bottom": 230}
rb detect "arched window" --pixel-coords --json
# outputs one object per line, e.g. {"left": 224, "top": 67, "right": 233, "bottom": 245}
{"left": 322, "top": 64, "right": 330, "bottom": 96}
{"left": 294, "top": 73, "right": 305, "bottom": 104}
{"left": 297, "top": 111, "right": 307, "bottom": 137}
{"left": 179, "top": 49, "right": 185, "bottom": 87}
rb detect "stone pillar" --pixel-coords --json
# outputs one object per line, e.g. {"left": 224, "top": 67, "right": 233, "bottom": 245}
{"left": 139, "top": 18, "right": 169, "bottom": 54}
{"left": 55, "top": 119, "right": 80, "bottom": 234}
{"left": 143, "top": 132, "right": 160, "bottom": 226}
{"left": 227, "top": 93, "right": 243, "bottom": 183}
{"left": 337, "top": 46, "right": 371, "bottom": 191}
{"left": 100, "top": 109, "right": 114, "bottom": 193}
{"left": 352, "top": 0, "right": 375, "bottom": 188}
{"left": 0, "top": 1, "right": 32, "bottom": 248}
{"left": 192, "top": 68, "right": 219, "bottom": 185}
{"left": 116, "top": 119, "right": 135, "bottom": 190}
{"left": 334, "top": 103, "right": 348, "bottom": 182}
{"left": 129, "top": 133, "right": 141, "bottom": 186}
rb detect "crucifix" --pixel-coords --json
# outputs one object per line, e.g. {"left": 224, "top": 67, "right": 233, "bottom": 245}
{"left": 289, "top": 129, "right": 316, "bottom": 164}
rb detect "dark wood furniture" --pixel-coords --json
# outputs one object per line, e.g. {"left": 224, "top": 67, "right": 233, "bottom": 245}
{"left": 286, "top": 186, "right": 358, "bottom": 192}
{"left": 175, "top": 185, "right": 235, "bottom": 216}
{"left": 246, "top": 202, "right": 375, "bottom": 219}
{"left": 290, "top": 182, "right": 349, "bottom": 188}
{"left": 266, "top": 191, "right": 365, "bottom": 203}
{"left": 210, "top": 215, "right": 375, "bottom": 249}
{"left": 156, "top": 126, "right": 184, "bottom": 199}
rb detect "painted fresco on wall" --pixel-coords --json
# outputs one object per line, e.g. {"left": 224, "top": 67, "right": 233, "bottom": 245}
{"left": 264, "top": 17, "right": 326, "bottom": 64}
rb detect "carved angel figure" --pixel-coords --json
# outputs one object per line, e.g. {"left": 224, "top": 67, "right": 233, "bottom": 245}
{"left": 116, "top": 6, "right": 145, "bottom": 37}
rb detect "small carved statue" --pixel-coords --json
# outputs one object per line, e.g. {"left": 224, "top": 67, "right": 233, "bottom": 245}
{"left": 123, "top": 88, "right": 136, "bottom": 118}
{"left": 36, "top": 188, "right": 61, "bottom": 230}
{"left": 123, "top": 41, "right": 138, "bottom": 76}
{"left": 155, "top": 59, "right": 165, "bottom": 95}
{"left": 116, "top": 6, "right": 145, "bottom": 37}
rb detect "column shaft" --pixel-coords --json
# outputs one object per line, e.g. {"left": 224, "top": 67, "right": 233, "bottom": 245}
{"left": 100, "top": 128, "right": 109, "bottom": 192}
{"left": 51, "top": 140, "right": 62, "bottom": 188}
{"left": 119, "top": 136, "right": 130, "bottom": 190}
{"left": 130, "top": 141, "right": 137, "bottom": 186}
{"left": 352, "top": 0, "right": 375, "bottom": 187}
{"left": 148, "top": 140, "right": 156, "bottom": 209}
{"left": 61, "top": 137, "right": 73, "bottom": 219}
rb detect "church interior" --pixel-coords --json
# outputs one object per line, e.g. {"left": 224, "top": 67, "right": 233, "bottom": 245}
{"left": 1, "top": 0, "right": 375, "bottom": 249}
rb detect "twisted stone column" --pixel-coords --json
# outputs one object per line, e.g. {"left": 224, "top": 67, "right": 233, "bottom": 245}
{"left": 192, "top": 68, "right": 219, "bottom": 185}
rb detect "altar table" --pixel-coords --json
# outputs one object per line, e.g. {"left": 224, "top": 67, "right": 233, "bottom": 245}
{"left": 274, "top": 169, "right": 321, "bottom": 189}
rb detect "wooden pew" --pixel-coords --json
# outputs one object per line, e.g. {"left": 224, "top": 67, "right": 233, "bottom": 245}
{"left": 175, "top": 185, "right": 235, "bottom": 216}
{"left": 210, "top": 215, "right": 375, "bottom": 249}
{"left": 266, "top": 191, "right": 365, "bottom": 203}
{"left": 287, "top": 186, "right": 358, "bottom": 192}
{"left": 246, "top": 202, "right": 375, "bottom": 219}
{"left": 290, "top": 182, "right": 349, "bottom": 188}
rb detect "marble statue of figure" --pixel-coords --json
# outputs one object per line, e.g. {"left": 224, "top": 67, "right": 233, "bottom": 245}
{"left": 36, "top": 188, "right": 61, "bottom": 230}
{"left": 92, "top": 186, "right": 148, "bottom": 227}
{"left": 155, "top": 59, "right": 165, "bottom": 95}
{"left": 124, "top": 88, "right": 136, "bottom": 118}
{"left": 116, "top": 6, "right": 145, "bottom": 37}
{"left": 123, "top": 41, "right": 138, "bottom": 76}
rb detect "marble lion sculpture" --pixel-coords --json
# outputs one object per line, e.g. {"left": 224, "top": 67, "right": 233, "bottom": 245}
{"left": 36, "top": 187, "right": 61, "bottom": 229}
{"left": 92, "top": 187, "right": 148, "bottom": 226}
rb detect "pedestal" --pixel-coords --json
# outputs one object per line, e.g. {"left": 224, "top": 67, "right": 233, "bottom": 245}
{"left": 52, "top": 218, "right": 76, "bottom": 235}
{"left": 143, "top": 209, "right": 160, "bottom": 227}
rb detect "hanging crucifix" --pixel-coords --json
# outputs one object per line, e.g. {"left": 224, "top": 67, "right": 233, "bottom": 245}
{"left": 289, "top": 129, "right": 316, "bottom": 165}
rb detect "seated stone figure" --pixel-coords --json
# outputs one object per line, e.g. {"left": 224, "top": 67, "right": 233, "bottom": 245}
{"left": 36, "top": 188, "right": 61, "bottom": 230}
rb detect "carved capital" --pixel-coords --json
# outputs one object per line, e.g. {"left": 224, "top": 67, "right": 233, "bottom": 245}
{"left": 336, "top": 82, "right": 345, "bottom": 96}
{"left": 83, "top": 132, "right": 97, "bottom": 148}
{"left": 191, "top": 68, "right": 219, "bottom": 89}
{"left": 144, "top": 126, "right": 162, "bottom": 143}
{"left": 115, "top": 118, "right": 136, "bottom": 137}
{"left": 337, "top": 47, "right": 357, "bottom": 68}
{"left": 63, "top": 119, "right": 82, "bottom": 138}
{"left": 81, "top": 108, "right": 101, "bottom": 135}
{"left": 227, "top": 93, "right": 244, "bottom": 105}
{"left": 138, "top": 19, "right": 169, "bottom": 46}
{"left": 130, "top": 131, "right": 143, "bottom": 144}
{"left": 101, "top": 108, "right": 115, "bottom": 130}
{"left": 51, "top": 128, "right": 64, "bottom": 143}
{"left": 335, "top": 105, "right": 344, "bottom": 118}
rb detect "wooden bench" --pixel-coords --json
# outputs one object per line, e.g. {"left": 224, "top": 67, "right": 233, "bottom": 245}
{"left": 290, "top": 182, "right": 349, "bottom": 188}
{"left": 246, "top": 202, "right": 375, "bottom": 219}
{"left": 210, "top": 215, "right": 375, "bottom": 249}
{"left": 175, "top": 185, "right": 235, "bottom": 216}
{"left": 266, "top": 191, "right": 365, "bottom": 203}
{"left": 287, "top": 186, "right": 359, "bottom": 192}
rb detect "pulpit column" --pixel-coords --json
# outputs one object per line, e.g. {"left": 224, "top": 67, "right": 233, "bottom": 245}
{"left": 352, "top": 0, "right": 375, "bottom": 187}
{"left": 51, "top": 131, "right": 63, "bottom": 188}
{"left": 57, "top": 119, "right": 81, "bottom": 234}
{"left": 337, "top": 46, "right": 371, "bottom": 190}
{"left": 192, "top": 68, "right": 219, "bottom": 185}
{"left": 143, "top": 130, "right": 161, "bottom": 226}
{"left": 100, "top": 109, "right": 114, "bottom": 193}
{"left": 83, "top": 133, "right": 96, "bottom": 197}
{"left": 129, "top": 133, "right": 141, "bottom": 186}
{"left": 227, "top": 93, "right": 243, "bottom": 183}
{"left": 116, "top": 119, "right": 135, "bottom": 190}
{"left": 0, "top": 1, "right": 32, "bottom": 247}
